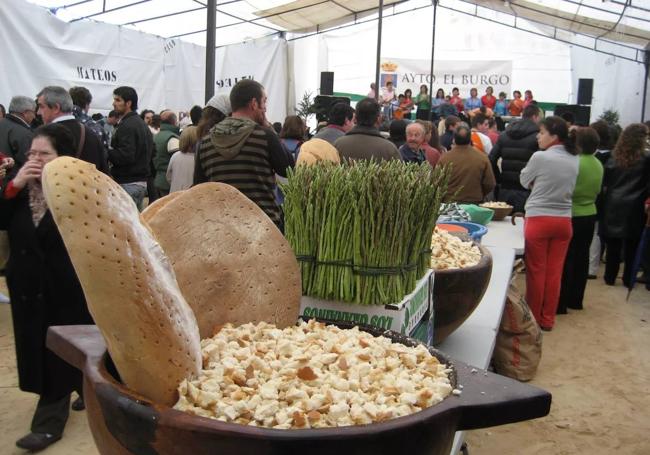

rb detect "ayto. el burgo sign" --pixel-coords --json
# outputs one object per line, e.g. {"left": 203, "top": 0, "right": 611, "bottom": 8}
{"left": 380, "top": 59, "right": 512, "bottom": 97}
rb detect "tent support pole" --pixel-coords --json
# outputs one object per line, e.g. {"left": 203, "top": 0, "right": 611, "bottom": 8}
{"left": 642, "top": 50, "right": 649, "bottom": 122}
{"left": 428, "top": 0, "right": 437, "bottom": 121}
{"left": 205, "top": 0, "right": 217, "bottom": 103}
{"left": 374, "top": 0, "right": 384, "bottom": 101}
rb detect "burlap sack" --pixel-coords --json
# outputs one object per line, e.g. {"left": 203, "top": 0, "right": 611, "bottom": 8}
{"left": 492, "top": 274, "right": 542, "bottom": 381}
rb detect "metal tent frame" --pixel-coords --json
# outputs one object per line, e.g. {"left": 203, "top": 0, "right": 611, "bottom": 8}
{"left": 32, "top": 0, "right": 650, "bottom": 118}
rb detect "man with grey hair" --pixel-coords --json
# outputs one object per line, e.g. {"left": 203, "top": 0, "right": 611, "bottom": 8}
{"left": 36, "top": 86, "right": 108, "bottom": 174}
{"left": 0, "top": 95, "right": 36, "bottom": 169}
{"left": 399, "top": 122, "right": 427, "bottom": 164}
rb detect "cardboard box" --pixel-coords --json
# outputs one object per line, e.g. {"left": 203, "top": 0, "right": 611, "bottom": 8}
{"left": 300, "top": 270, "right": 434, "bottom": 342}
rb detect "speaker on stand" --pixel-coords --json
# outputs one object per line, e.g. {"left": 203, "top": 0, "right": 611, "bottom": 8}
{"left": 320, "top": 72, "right": 334, "bottom": 96}
{"left": 577, "top": 78, "right": 593, "bottom": 106}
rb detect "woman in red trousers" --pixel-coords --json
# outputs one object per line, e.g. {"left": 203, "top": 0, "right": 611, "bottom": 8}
{"left": 519, "top": 117, "right": 579, "bottom": 331}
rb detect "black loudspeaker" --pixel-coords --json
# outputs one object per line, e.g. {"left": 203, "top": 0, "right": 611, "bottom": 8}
{"left": 553, "top": 104, "right": 591, "bottom": 127}
{"left": 313, "top": 95, "right": 350, "bottom": 122}
{"left": 577, "top": 78, "right": 593, "bottom": 105}
{"left": 320, "top": 71, "right": 334, "bottom": 96}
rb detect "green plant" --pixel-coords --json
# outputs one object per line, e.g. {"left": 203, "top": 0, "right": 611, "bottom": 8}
{"left": 295, "top": 91, "right": 315, "bottom": 120}
{"left": 598, "top": 109, "right": 619, "bottom": 126}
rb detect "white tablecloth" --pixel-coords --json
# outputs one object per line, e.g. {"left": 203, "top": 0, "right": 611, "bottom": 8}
{"left": 482, "top": 218, "right": 525, "bottom": 256}
{"left": 436, "top": 245, "right": 516, "bottom": 455}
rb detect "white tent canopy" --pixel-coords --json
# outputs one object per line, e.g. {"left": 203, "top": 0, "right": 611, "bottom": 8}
{"left": 7, "top": 0, "right": 650, "bottom": 124}
{"left": 26, "top": 0, "right": 650, "bottom": 59}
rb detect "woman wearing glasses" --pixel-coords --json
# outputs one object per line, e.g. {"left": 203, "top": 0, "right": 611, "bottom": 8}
{"left": 0, "top": 123, "right": 93, "bottom": 452}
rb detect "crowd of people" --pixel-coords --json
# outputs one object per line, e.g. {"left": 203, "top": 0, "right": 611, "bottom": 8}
{"left": 0, "top": 77, "right": 648, "bottom": 451}
{"left": 372, "top": 82, "right": 536, "bottom": 123}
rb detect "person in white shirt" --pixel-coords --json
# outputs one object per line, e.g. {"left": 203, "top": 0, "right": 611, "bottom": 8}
{"left": 380, "top": 81, "right": 396, "bottom": 121}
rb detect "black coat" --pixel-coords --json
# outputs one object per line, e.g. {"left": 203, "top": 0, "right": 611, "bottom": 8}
{"left": 0, "top": 114, "right": 33, "bottom": 167}
{"left": 0, "top": 189, "right": 92, "bottom": 396}
{"left": 489, "top": 119, "right": 539, "bottom": 190}
{"left": 109, "top": 111, "right": 154, "bottom": 184}
{"left": 600, "top": 152, "right": 650, "bottom": 239}
{"left": 58, "top": 119, "right": 109, "bottom": 175}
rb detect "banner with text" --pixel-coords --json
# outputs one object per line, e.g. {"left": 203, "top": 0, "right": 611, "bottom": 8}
{"left": 0, "top": 0, "right": 204, "bottom": 114}
{"left": 380, "top": 58, "right": 512, "bottom": 97}
{"left": 214, "top": 38, "right": 288, "bottom": 123}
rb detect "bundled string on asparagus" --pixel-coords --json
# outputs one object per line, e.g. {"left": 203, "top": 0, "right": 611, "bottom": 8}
{"left": 282, "top": 160, "right": 449, "bottom": 305}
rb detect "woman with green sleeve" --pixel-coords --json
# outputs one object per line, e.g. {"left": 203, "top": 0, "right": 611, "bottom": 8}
{"left": 415, "top": 84, "right": 432, "bottom": 120}
{"left": 557, "top": 127, "right": 604, "bottom": 313}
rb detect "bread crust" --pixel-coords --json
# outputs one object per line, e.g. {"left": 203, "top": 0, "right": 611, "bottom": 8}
{"left": 42, "top": 157, "right": 201, "bottom": 406}
{"left": 144, "top": 182, "right": 301, "bottom": 338}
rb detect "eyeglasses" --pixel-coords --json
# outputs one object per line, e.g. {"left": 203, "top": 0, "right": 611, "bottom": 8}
{"left": 26, "top": 150, "right": 56, "bottom": 159}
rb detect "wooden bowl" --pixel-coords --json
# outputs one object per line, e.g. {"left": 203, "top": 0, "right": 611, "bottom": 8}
{"left": 432, "top": 245, "right": 493, "bottom": 344}
{"left": 481, "top": 205, "right": 513, "bottom": 221}
{"left": 47, "top": 323, "right": 549, "bottom": 455}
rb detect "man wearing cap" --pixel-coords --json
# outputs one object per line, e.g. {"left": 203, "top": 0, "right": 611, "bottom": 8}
{"left": 313, "top": 102, "right": 355, "bottom": 145}
{"left": 0, "top": 96, "right": 36, "bottom": 170}
{"left": 194, "top": 80, "right": 294, "bottom": 231}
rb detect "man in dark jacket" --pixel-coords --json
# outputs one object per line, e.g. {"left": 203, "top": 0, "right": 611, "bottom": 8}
{"left": 0, "top": 96, "right": 36, "bottom": 169}
{"left": 489, "top": 104, "right": 541, "bottom": 212}
{"left": 69, "top": 86, "right": 110, "bottom": 152}
{"left": 440, "top": 115, "right": 460, "bottom": 151}
{"left": 334, "top": 98, "right": 400, "bottom": 162}
{"left": 313, "top": 102, "right": 355, "bottom": 145}
{"left": 194, "top": 80, "right": 294, "bottom": 231}
{"left": 153, "top": 110, "right": 180, "bottom": 197}
{"left": 109, "top": 86, "right": 154, "bottom": 210}
{"left": 36, "top": 86, "right": 109, "bottom": 175}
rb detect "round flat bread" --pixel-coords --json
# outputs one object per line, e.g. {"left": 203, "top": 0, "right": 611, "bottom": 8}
{"left": 141, "top": 191, "right": 184, "bottom": 225}
{"left": 145, "top": 182, "right": 301, "bottom": 338}
{"left": 42, "top": 157, "right": 201, "bottom": 406}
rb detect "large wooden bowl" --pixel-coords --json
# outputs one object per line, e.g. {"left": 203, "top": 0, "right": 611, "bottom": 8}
{"left": 47, "top": 323, "right": 549, "bottom": 455}
{"left": 433, "top": 245, "right": 493, "bottom": 344}
{"left": 480, "top": 205, "right": 513, "bottom": 221}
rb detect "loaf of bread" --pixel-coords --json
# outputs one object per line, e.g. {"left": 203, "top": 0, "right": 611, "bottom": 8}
{"left": 143, "top": 182, "right": 302, "bottom": 338}
{"left": 42, "top": 157, "right": 201, "bottom": 406}
{"left": 141, "top": 190, "right": 184, "bottom": 225}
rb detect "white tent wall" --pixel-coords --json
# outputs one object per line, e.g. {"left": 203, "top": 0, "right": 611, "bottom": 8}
{"left": 569, "top": 47, "right": 648, "bottom": 126}
{"left": 313, "top": 8, "right": 573, "bottom": 105}
{"left": 163, "top": 39, "right": 206, "bottom": 113}
{"left": 0, "top": 0, "right": 172, "bottom": 113}
{"left": 287, "top": 34, "right": 329, "bottom": 126}
{"left": 3, "top": 0, "right": 647, "bottom": 127}
{"left": 290, "top": 6, "right": 646, "bottom": 127}
{"left": 214, "top": 37, "right": 289, "bottom": 123}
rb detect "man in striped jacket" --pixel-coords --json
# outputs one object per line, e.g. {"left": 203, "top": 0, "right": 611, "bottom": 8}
{"left": 194, "top": 79, "right": 294, "bottom": 232}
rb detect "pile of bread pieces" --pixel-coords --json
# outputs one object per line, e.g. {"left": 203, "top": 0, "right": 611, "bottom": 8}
{"left": 41, "top": 157, "right": 452, "bottom": 429}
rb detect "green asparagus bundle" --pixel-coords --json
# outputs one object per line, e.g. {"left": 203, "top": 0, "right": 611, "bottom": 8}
{"left": 282, "top": 160, "right": 449, "bottom": 305}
